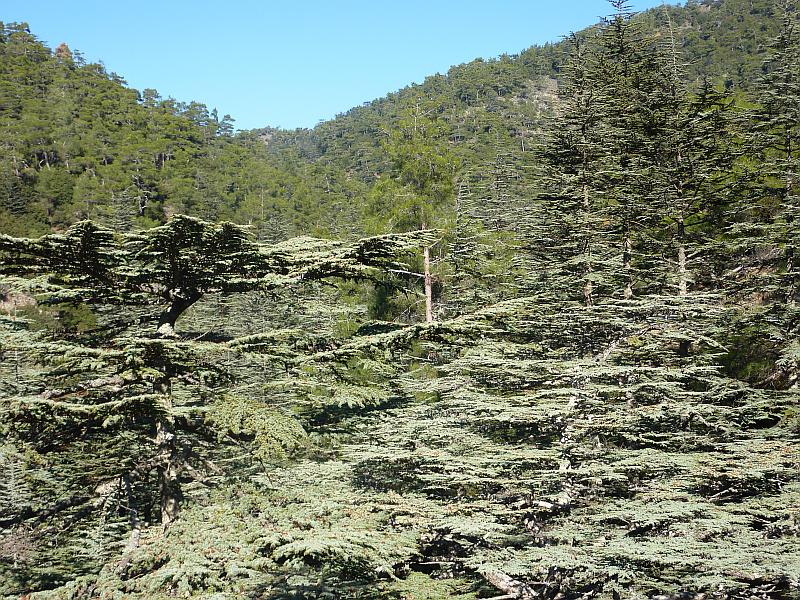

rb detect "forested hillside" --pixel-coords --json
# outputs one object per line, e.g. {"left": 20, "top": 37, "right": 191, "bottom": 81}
{"left": 0, "top": 0, "right": 784, "bottom": 242}
{"left": 1, "top": 0, "right": 799, "bottom": 598}
{"left": 0, "top": 22, "right": 367, "bottom": 240}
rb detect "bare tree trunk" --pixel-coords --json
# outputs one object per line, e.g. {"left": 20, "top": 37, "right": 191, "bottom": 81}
{"left": 677, "top": 214, "right": 688, "bottom": 297}
{"left": 422, "top": 223, "right": 434, "bottom": 324}
{"left": 484, "top": 571, "right": 535, "bottom": 599}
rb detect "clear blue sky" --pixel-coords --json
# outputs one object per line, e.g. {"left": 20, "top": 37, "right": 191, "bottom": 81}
{"left": 3, "top": 1, "right": 677, "bottom": 130}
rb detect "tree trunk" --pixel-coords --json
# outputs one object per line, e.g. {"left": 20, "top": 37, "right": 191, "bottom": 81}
{"left": 153, "top": 291, "right": 197, "bottom": 527}
{"left": 157, "top": 430, "right": 181, "bottom": 528}
{"left": 484, "top": 571, "right": 535, "bottom": 599}
{"left": 155, "top": 381, "right": 182, "bottom": 529}
{"left": 422, "top": 224, "right": 434, "bottom": 324}
{"left": 423, "top": 245, "right": 433, "bottom": 324}
{"left": 157, "top": 291, "right": 201, "bottom": 337}
{"left": 117, "top": 474, "right": 141, "bottom": 572}
{"left": 676, "top": 213, "right": 691, "bottom": 356}
{"left": 582, "top": 180, "right": 594, "bottom": 306}
{"left": 677, "top": 214, "right": 688, "bottom": 297}
{"left": 787, "top": 167, "right": 795, "bottom": 304}
{"left": 584, "top": 273, "right": 594, "bottom": 307}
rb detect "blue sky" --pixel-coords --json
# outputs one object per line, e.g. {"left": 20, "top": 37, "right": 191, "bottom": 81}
{"left": 3, "top": 1, "right": 677, "bottom": 130}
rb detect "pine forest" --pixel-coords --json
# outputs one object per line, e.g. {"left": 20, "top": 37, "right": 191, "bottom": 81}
{"left": 0, "top": 0, "right": 798, "bottom": 598}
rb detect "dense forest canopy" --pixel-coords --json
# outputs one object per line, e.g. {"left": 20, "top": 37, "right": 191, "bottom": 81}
{"left": 0, "top": 0, "right": 799, "bottom": 598}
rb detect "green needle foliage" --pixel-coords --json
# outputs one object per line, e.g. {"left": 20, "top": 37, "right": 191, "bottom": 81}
{"left": 0, "top": 215, "right": 434, "bottom": 593}
{"left": 2, "top": 1, "right": 800, "bottom": 598}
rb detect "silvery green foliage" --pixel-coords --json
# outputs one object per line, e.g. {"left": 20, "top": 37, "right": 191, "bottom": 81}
{"left": 2, "top": 2, "right": 800, "bottom": 598}
{"left": 0, "top": 215, "right": 434, "bottom": 594}
{"left": 335, "top": 294, "right": 799, "bottom": 598}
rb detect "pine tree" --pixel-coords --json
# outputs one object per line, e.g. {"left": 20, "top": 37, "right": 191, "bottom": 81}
{"left": 538, "top": 30, "right": 615, "bottom": 304}
{"left": 747, "top": 0, "right": 800, "bottom": 304}
{"left": 364, "top": 99, "right": 459, "bottom": 323}
{"left": 595, "top": 0, "right": 669, "bottom": 299}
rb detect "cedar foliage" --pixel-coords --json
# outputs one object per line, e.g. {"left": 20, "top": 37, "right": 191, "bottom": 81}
{"left": 0, "top": 216, "right": 435, "bottom": 592}
{"left": 1, "top": 1, "right": 800, "bottom": 599}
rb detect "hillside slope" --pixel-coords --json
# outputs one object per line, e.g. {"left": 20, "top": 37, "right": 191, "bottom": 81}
{"left": 260, "top": 0, "right": 779, "bottom": 188}
{"left": 1, "top": 1, "right": 799, "bottom": 598}
{"left": 0, "top": 0, "right": 782, "bottom": 243}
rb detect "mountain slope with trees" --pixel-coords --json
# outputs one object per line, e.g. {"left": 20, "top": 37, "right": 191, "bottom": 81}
{"left": 0, "top": 22, "right": 367, "bottom": 240}
{"left": 0, "top": 0, "right": 785, "bottom": 243}
{"left": 1, "top": 0, "right": 799, "bottom": 598}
